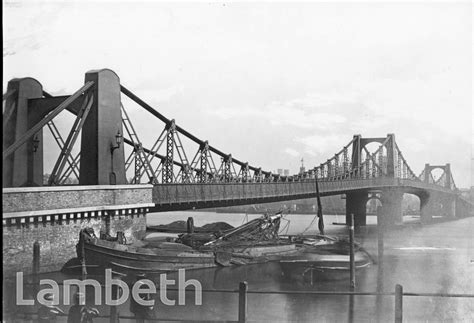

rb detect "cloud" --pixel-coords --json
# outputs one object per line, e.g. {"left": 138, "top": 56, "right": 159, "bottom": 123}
{"left": 295, "top": 134, "right": 349, "bottom": 156}
{"left": 208, "top": 92, "right": 350, "bottom": 131}
{"left": 284, "top": 148, "right": 300, "bottom": 158}
{"left": 133, "top": 85, "right": 185, "bottom": 104}
{"left": 266, "top": 101, "right": 347, "bottom": 130}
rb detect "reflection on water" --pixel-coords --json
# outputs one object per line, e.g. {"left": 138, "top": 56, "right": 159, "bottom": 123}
{"left": 4, "top": 212, "right": 474, "bottom": 322}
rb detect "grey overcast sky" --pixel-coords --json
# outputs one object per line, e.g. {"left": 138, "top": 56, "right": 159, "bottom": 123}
{"left": 3, "top": 1, "right": 473, "bottom": 187}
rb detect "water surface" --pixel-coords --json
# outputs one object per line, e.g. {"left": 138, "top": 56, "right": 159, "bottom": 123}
{"left": 7, "top": 212, "right": 473, "bottom": 322}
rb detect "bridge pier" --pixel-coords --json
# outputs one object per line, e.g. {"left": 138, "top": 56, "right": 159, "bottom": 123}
{"left": 441, "top": 195, "right": 456, "bottom": 218}
{"left": 420, "top": 193, "right": 436, "bottom": 223}
{"left": 420, "top": 192, "right": 458, "bottom": 222}
{"left": 454, "top": 196, "right": 462, "bottom": 218}
{"left": 346, "top": 192, "right": 367, "bottom": 226}
{"left": 455, "top": 196, "right": 473, "bottom": 218}
{"left": 380, "top": 190, "right": 403, "bottom": 226}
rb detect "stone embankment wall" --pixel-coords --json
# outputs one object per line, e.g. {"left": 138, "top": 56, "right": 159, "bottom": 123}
{"left": 3, "top": 214, "right": 146, "bottom": 277}
{"left": 2, "top": 184, "right": 153, "bottom": 277}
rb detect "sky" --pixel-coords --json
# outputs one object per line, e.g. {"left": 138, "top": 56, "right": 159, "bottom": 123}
{"left": 3, "top": 1, "right": 473, "bottom": 188}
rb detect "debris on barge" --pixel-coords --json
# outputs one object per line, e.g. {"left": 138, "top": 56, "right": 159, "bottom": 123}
{"left": 62, "top": 212, "right": 371, "bottom": 277}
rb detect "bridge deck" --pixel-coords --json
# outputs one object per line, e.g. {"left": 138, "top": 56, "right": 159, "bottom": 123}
{"left": 150, "top": 178, "right": 455, "bottom": 211}
{"left": 2, "top": 178, "right": 460, "bottom": 219}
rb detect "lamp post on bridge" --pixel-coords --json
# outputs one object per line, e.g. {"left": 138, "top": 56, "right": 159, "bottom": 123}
{"left": 32, "top": 135, "right": 40, "bottom": 153}
{"left": 110, "top": 130, "right": 123, "bottom": 185}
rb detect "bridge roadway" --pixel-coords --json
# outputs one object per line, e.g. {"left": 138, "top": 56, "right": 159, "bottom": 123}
{"left": 3, "top": 177, "right": 461, "bottom": 223}
{"left": 151, "top": 177, "right": 453, "bottom": 211}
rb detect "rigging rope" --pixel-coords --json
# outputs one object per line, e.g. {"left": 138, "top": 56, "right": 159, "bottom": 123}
{"left": 278, "top": 216, "right": 291, "bottom": 235}
{"left": 241, "top": 213, "right": 249, "bottom": 225}
{"left": 299, "top": 212, "right": 319, "bottom": 235}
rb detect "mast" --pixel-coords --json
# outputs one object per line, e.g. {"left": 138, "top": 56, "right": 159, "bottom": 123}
{"left": 315, "top": 173, "right": 325, "bottom": 235}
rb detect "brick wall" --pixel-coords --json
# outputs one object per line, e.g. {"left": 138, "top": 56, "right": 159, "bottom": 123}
{"left": 2, "top": 213, "right": 146, "bottom": 277}
{"left": 3, "top": 184, "right": 153, "bottom": 214}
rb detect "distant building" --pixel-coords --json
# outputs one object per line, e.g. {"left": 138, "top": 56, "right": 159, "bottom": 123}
{"left": 275, "top": 168, "right": 290, "bottom": 176}
{"left": 299, "top": 158, "right": 305, "bottom": 174}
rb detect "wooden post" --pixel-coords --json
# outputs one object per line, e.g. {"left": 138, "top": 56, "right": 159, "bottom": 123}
{"left": 187, "top": 217, "right": 194, "bottom": 234}
{"left": 238, "top": 281, "right": 248, "bottom": 323}
{"left": 348, "top": 294, "right": 354, "bottom": 323}
{"left": 395, "top": 284, "right": 403, "bottom": 323}
{"left": 349, "top": 213, "right": 355, "bottom": 290}
{"left": 32, "top": 241, "right": 40, "bottom": 293}
{"left": 105, "top": 213, "right": 111, "bottom": 235}
{"left": 377, "top": 206, "right": 384, "bottom": 260}
{"left": 109, "top": 280, "right": 120, "bottom": 323}
{"left": 80, "top": 231, "right": 88, "bottom": 278}
{"left": 33, "top": 241, "right": 40, "bottom": 275}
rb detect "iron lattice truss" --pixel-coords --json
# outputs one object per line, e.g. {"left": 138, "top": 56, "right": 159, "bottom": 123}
{"left": 312, "top": 137, "right": 419, "bottom": 182}
{"left": 419, "top": 167, "right": 457, "bottom": 191}
{"left": 119, "top": 85, "right": 284, "bottom": 184}
{"left": 3, "top": 83, "right": 94, "bottom": 185}
{"left": 117, "top": 86, "right": 432, "bottom": 186}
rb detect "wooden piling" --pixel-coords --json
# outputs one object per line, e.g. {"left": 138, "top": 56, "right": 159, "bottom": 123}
{"left": 349, "top": 213, "right": 355, "bottom": 290}
{"left": 80, "top": 231, "right": 88, "bottom": 278}
{"left": 377, "top": 206, "right": 384, "bottom": 260}
{"left": 238, "top": 281, "right": 248, "bottom": 323}
{"left": 105, "top": 213, "right": 111, "bottom": 235}
{"left": 395, "top": 284, "right": 403, "bottom": 323}
{"left": 187, "top": 217, "right": 194, "bottom": 234}
{"left": 109, "top": 277, "right": 120, "bottom": 323}
{"left": 348, "top": 294, "right": 355, "bottom": 323}
{"left": 32, "top": 241, "right": 40, "bottom": 292}
{"left": 33, "top": 241, "right": 40, "bottom": 274}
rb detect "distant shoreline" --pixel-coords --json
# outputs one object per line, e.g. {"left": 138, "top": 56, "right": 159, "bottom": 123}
{"left": 211, "top": 208, "right": 420, "bottom": 216}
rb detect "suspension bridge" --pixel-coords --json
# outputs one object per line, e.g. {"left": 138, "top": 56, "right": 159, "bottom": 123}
{"left": 2, "top": 69, "right": 472, "bottom": 228}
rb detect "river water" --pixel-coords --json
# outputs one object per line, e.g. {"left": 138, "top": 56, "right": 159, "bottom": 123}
{"left": 7, "top": 211, "right": 474, "bottom": 322}
{"left": 144, "top": 211, "right": 474, "bottom": 322}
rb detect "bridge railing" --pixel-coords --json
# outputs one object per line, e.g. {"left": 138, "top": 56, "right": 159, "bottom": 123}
{"left": 151, "top": 177, "right": 457, "bottom": 206}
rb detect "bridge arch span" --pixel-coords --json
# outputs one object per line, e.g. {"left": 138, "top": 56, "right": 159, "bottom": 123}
{"left": 360, "top": 138, "right": 386, "bottom": 148}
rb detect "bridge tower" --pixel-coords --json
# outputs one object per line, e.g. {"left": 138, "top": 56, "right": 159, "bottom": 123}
{"left": 350, "top": 134, "right": 362, "bottom": 173}
{"left": 3, "top": 69, "right": 127, "bottom": 187}
{"left": 3, "top": 78, "right": 44, "bottom": 187}
{"left": 420, "top": 163, "right": 457, "bottom": 222}
{"left": 346, "top": 134, "right": 399, "bottom": 226}
{"left": 80, "top": 69, "right": 126, "bottom": 185}
{"left": 346, "top": 135, "right": 366, "bottom": 225}
{"left": 385, "top": 133, "right": 397, "bottom": 177}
